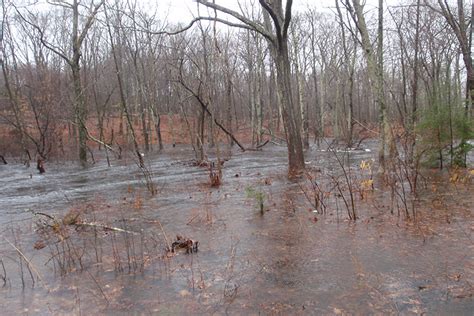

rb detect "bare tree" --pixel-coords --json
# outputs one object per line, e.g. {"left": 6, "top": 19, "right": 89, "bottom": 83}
{"left": 16, "top": 0, "right": 105, "bottom": 165}
{"left": 194, "top": 0, "right": 305, "bottom": 176}
{"left": 0, "top": 0, "right": 30, "bottom": 161}
{"left": 103, "top": 2, "right": 144, "bottom": 167}
{"left": 424, "top": 0, "right": 473, "bottom": 115}
{"left": 343, "top": 0, "right": 388, "bottom": 172}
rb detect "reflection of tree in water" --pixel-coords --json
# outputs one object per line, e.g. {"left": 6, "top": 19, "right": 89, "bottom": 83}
{"left": 261, "top": 186, "right": 310, "bottom": 288}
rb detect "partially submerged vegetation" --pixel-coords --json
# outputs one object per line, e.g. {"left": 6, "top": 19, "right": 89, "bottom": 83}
{"left": 0, "top": 0, "right": 473, "bottom": 314}
{"left": 0, "top": 145, "right": 472, "bottom": 314}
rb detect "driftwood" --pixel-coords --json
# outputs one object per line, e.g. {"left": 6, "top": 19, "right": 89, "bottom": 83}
{"left": 0, "top": 155, "right": 6, "bottom": 164}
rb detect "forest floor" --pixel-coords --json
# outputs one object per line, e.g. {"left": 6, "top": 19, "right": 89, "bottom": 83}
{"left": 0, "top": 141, "right": 473, "bottom": 315}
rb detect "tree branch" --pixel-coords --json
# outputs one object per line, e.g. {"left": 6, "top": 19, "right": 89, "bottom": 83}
{"left": 196, "top": 0, "right": 274, "bottom": 41}
{"left": 152, "top": 16, "right": 260, "bottom": 37}
{"left": 46, "top": 0, "right": 73, "bottom": 10}
{"left": 259, "top": 0, "right": 282, "bottom": 44}
{"left": 77, "top": 0, "right": 105, "bottom": 48}
{"left": 283, "top": 0, "right": 293, "bottom": 38}
{"left": 13, "top": 5, "right": 72, "bottom": 66}
{"left": 178, "top": 59, "right": 246, "bottom": 152}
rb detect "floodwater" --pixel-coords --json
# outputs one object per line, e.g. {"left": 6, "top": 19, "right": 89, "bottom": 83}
{"left": 0, "top": 143, "right": 473, "bottom": 315}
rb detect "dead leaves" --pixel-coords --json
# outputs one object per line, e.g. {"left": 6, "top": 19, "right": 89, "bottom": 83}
{"left": 449, "top": 167, "right": 473, "bottom": 184}
{"left": 359, "top": 160, "right": 375, "bottom": 200}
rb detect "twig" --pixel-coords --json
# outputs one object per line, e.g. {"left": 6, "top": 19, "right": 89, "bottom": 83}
{"left": 0, "top": 259, "right": 6, "bottom": 286}
{"left": 246, "top": 139, "right": 271, "bottom": 151}
{"left": 31, "top": 210, "right": 56, "bottom": 221}
{"left": 3, "top": 237, "right": 49, "bottom": 291}
{"left": 324, "top": 138, "right": 357, "bottom": 220}
{"left": 155, "top": 219, "right": 171, "bottom": 251}
{"left": 85, "top": 269, "right": 109, "bottom": 305}
{"left": 186, "top": 213, "right": 201, "bottom": 225}
{"left": 352, "top": 118, "right": 379, "bottom": 135}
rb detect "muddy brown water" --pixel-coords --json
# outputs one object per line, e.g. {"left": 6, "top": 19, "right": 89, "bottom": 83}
{"left": 0, "top": 143, "right": 473, "bottom": 315}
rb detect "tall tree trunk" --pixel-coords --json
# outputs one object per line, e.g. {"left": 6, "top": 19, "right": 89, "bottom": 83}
{"left": 275, "top": 40, "right": 305, "bottom": 175}
{"left": 291, "top": 25, "right": 308, "bottom": 149}
{"left": 348, "top": 0, "right": 387, "bottom": 172}
{"left": 225, "top": 65, "right": 234, "bottom": 147}
{"left": 18, "top": 0, "right": 105, "bottom": 164}
{"left": 0, "top": 17, "right": 30, "bottom": 161}
{"left": 469, "top": 0, "right": 474, "bottom": 116}
{"left": 256, "top": 52, "right": 264, "bottom": 146}
{"left": 377, "top": 0, "right": 387, "bottom": 172}
{"left": 190, "top": 0, "right": 305, "bottom": 176}
{"left": 104, "top": 5, "right": 143, "bottom": 167}
{"left": 72, "top": 0, "right": 87, "bottom": 165}
{"left": 408, "top": 0, "right": 421, "bottom": 171}
{"left": 71, "top": 65, "right": 87, "bottom": 164}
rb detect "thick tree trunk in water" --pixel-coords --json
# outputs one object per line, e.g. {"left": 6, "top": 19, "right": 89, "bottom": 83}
{"left": 15, "top": 0, "right": 103, "bottom": 164}
{"left": 72, "top": 65, "right": 87, "bottom": 165}
{"left": 275, "top": 42, "right": 305, "bottom": 176}
{"left": 70, "top": 0, "right": 105, "bottom": 166}
{"left": 71, "top": 3, "right": 87, "bottom": 165}
{"left": 195, "top": 0, "right": 304, "bottom": 176}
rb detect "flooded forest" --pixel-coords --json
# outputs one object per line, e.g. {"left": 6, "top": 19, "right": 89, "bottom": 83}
{"left": 0, "top": 0, "right": 473, "bottom": 314}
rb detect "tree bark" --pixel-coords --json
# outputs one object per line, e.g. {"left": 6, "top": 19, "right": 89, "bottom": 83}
{"left": 195, "top": 0, "right": 305, "bottom": 176}
{"left": 347, "top": 0, "right": 387, "bottom": 172}
{"left": 274, "top": 40, "right": 305, "bottom": 175}
{"left": 17, "top": 0, "right": 105, "bottom": 165}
